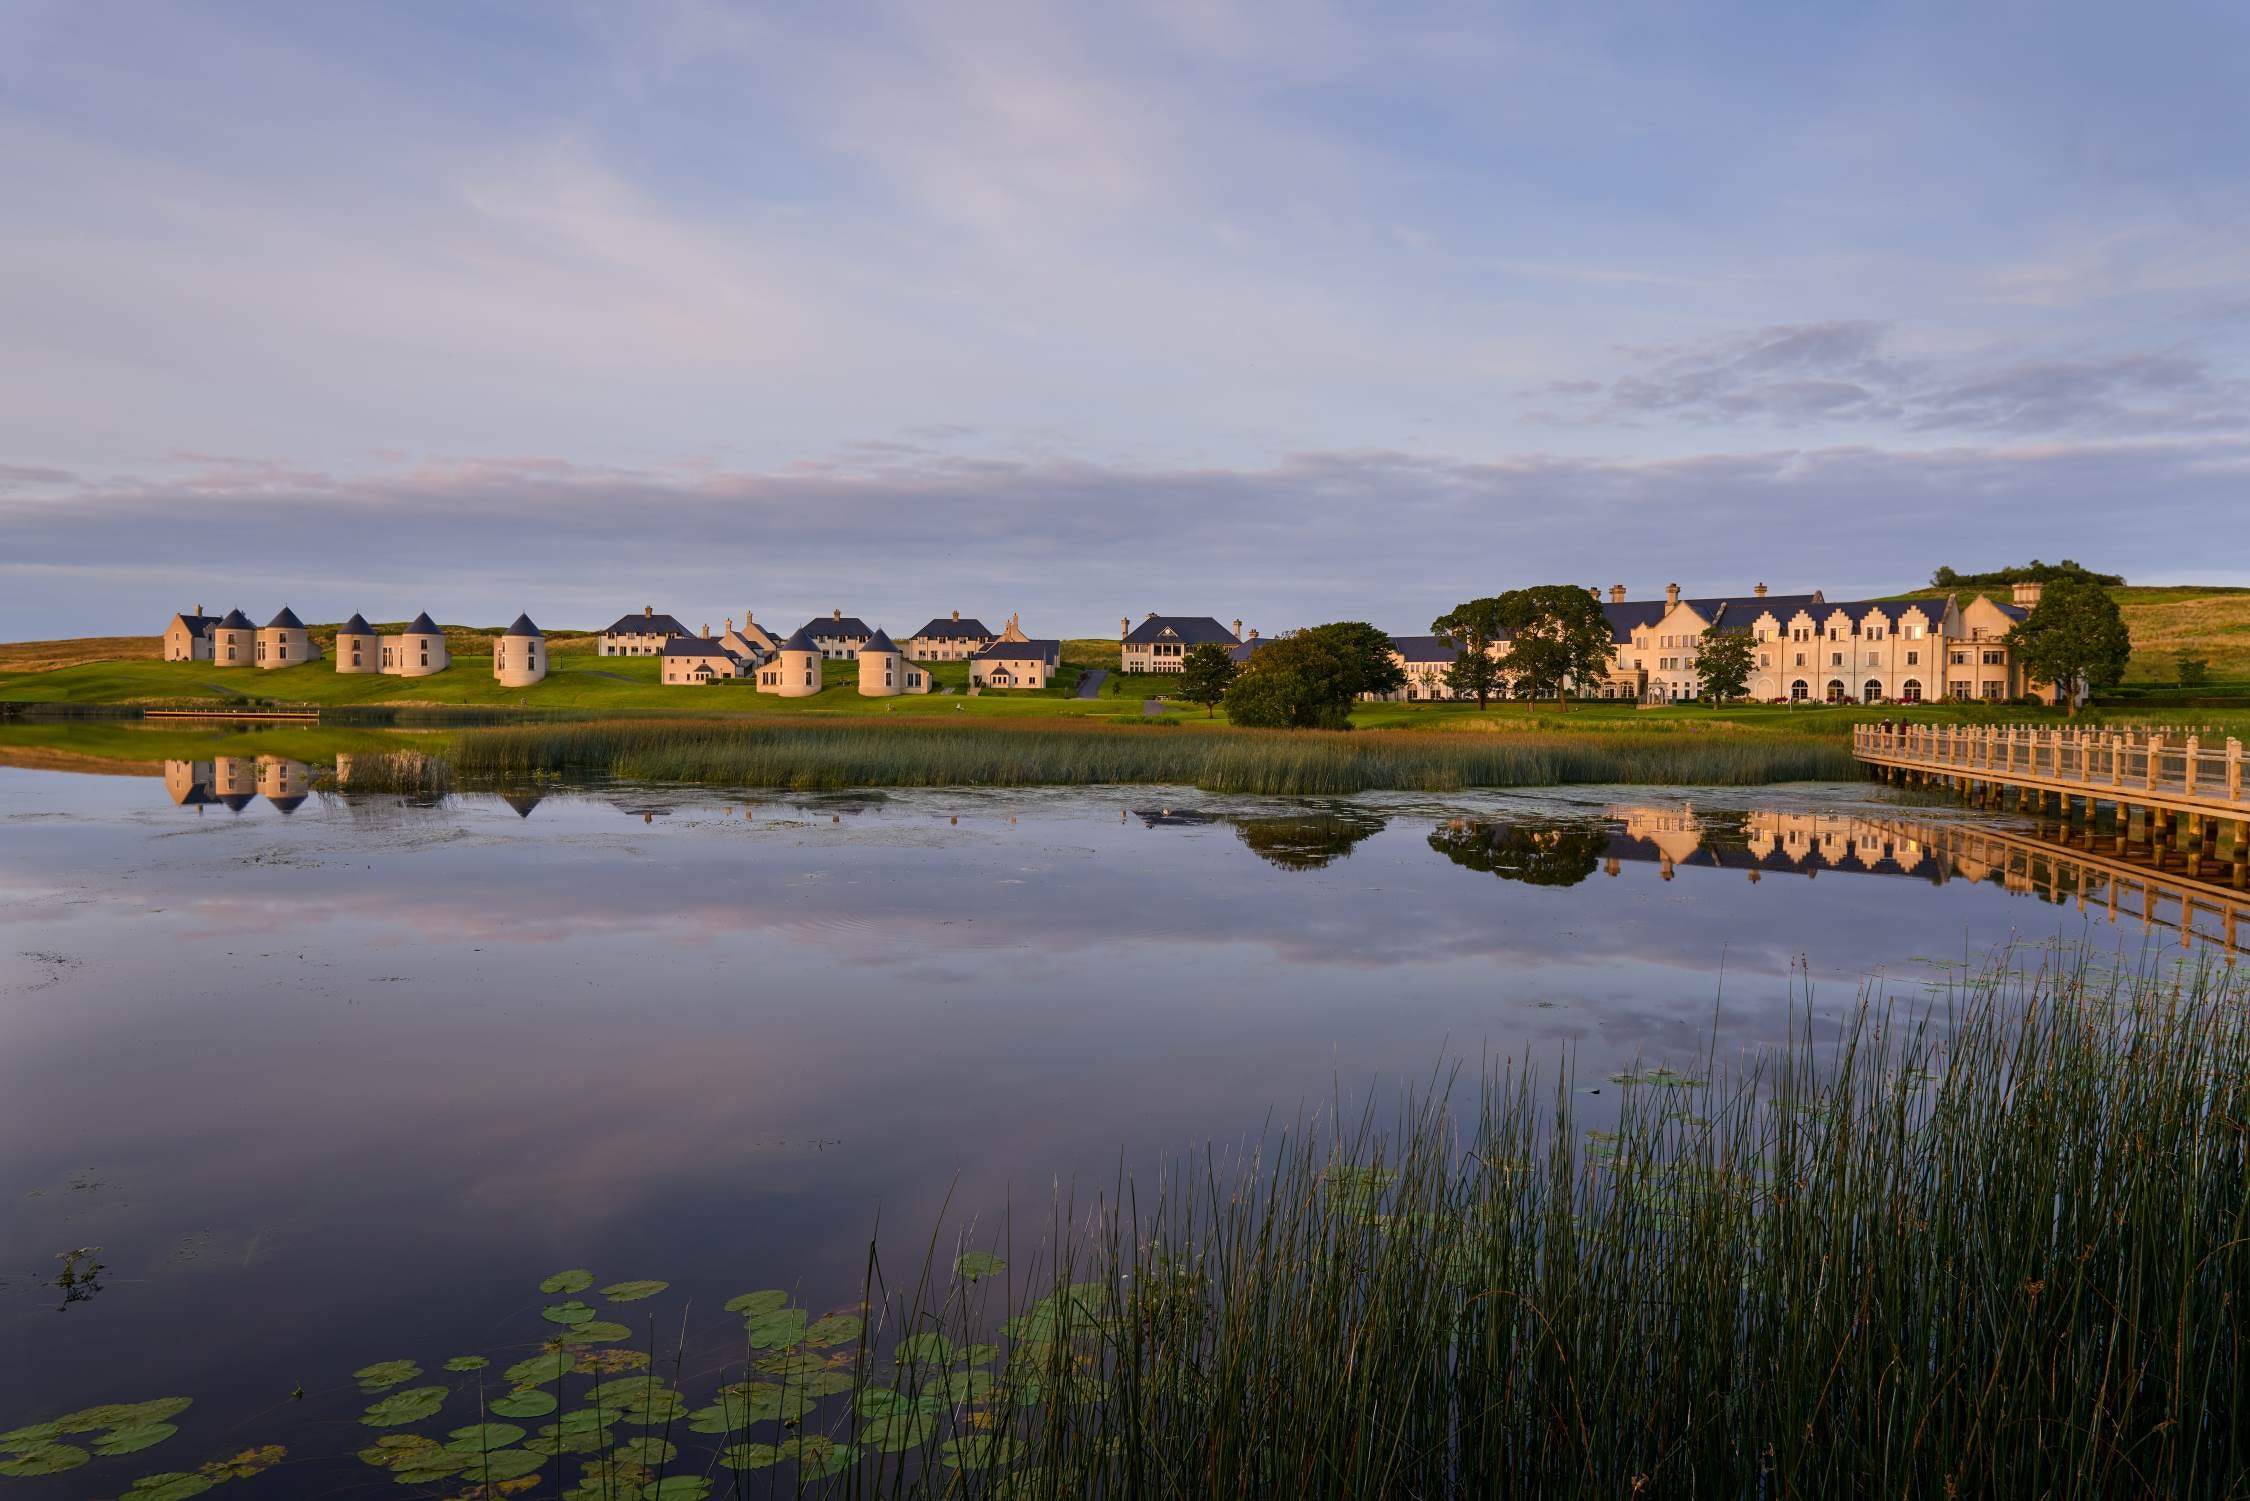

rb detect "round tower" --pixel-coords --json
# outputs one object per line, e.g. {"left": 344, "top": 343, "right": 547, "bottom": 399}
{"left": 334, "top": 612, "right": 381, "bottom": 674}
{"left": 209, "top": 608, "right": 256, "bottom": 668}
{"left": 390, "top": 612, "right": 450, "bottom": 677}
{"left": 493, "top": 613, "right": 546, "bottom": 687}
{"left": 255, "top": 606, "right": 317, "bottom": 670}
{"left": 857, "top": 628, "right": 906, "bottom": 696}
{"left": 759, "top": 626, "right": 823, "bottom": 697}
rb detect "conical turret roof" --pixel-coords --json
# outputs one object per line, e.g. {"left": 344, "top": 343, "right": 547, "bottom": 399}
{"left": 781, "top": 626, "right": 819, "bottom": 652}
{"left": 502, "top": 613, "right": 542, "bottom": 638}
{"left": 265, "top": 606, "right": 304, "bottom": 630}
{"left": 862, "top": 628, "right": 899, "bottom": 654}
{"left": 217, "top": 609, "right": 254, "bottom": 630}
{"left": 404, "top": 612, "right": 442, "bottom": 635}
{"left": 339, "top": 613, "right": 376, "bottom": 636}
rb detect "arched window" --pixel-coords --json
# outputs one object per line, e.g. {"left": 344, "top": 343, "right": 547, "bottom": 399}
{"left": 1901, "top": 678, "right": 1923, "bottom": 703}
{"left": 1825, "top": 679, "right": 1845, "bottom": 702}
{"left": 1790, "top": 679, "right": 1808, "bottom": 701}
{"left": 1861, "top": 679, "right": 1882, "bottom": 703}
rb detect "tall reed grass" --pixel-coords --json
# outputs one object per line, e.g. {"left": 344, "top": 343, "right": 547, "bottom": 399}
{"left": 448, "top": 718, "right": 1855, "bottom": 794}
{"left": 836, "top": 948, "right": 2247, "bottom": 1497}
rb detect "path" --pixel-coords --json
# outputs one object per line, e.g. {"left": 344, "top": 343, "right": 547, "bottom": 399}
{"left": 1074, "top": 669, "right": 1108, "bottom": 698}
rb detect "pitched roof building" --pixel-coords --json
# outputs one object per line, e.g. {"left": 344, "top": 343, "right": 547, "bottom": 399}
{"left": 1120, "top": 614, "right": 1241, "bottom": 673}
{"left": 904, "top": 612, "right": 995, "bottom": 661}
{"left": 600, "top": 607, "right": 691, "bottom": 657}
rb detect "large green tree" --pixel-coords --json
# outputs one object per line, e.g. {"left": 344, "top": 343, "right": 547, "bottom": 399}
{"left": 1431, "top": 598, "right": 1509, "bottom": 710}
{"left": 1304, "top": 621, "right": 1407, "bottom": 702}
{"left": 1695, "top": 628, "right": 1756, "bottom": 702}
{"left": 1221, "top": 632, "right": 1356, "bottom": 729}
{"left": 1178, "top": 642, "right": 1239, "bottom": 718}
{"left": 1496, "top": 586, "right": 1616, "bottom": 706}
{"left": 2002, "top": 576, "right": 2131, "bottom": 715}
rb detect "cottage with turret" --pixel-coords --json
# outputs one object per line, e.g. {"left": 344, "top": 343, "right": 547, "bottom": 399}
{"left": 756, "top": 627, "right": 824, "bottom": 696}
{"left": 856, "top": 629, "right": 931, "bottom": 696}
{"left": 493, "top": 614, "right": 547, "bottom": 686}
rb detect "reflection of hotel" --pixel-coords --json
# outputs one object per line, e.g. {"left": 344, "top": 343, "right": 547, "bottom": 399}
{"left": 166, "top": 757, "right": 314, "bottom": 814}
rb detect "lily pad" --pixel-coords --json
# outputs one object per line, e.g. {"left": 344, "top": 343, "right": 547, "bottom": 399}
{"left": 360, "top": 1385, "right": 447, "bottom": 1427}
{"left": 600, "top": 1279, "right": 669, "bottom": 1302}
{"left": 122, "top": 1473, "right": 213, "bottom": 1500}
{"left": 200, "top": 1443, "right": 286, "bottom": 1480}
{"left": 941, "top": 1434, "right": 1023, "bottom": 1470}
{"left": 572, "top": 1347, "right": 649, "bottom": 1376}
{"left": 444, "top": 1355, "right": 491, "bottom": 1372}
{"left": 722, "top": 1441, "right": 780, "bottom": 1468}
{"left": 954, "top": 1251, "right": 1007, "bottom": 1281}
{"left": 641, "top": 1480, "right": 712, "bottom": 1501}
{"left": 564, "top": 1319, "right": 633, "bottom": 1343}
{"left": 446, "top": 1422, "right": 526, "bottom": 1451}
{"left": 354, "top": 1359, "right": 424, "bottom": 1391}
{"left": 861, "top": 1407, "right": 937, "bottom": 1452}
{"left": 554, "top": 1405, "right": 623, "bottom": 1432}
{"left": 0, "top": 1421, "right": 59, "bottom": 1447}
{"left": 743, "top": 1307, "right": 807, "bottom": 1348}
{"left": 894, "top": 1332, "right": 955, "bottom": 1366}
{"left": 723, "top": 1289, "right": 788, "bottom": 1317}
{"left": 710, "top": 1383, "right": 814, "bottom": 1424}
{"left": 0, "top": 1443, "right": 88, "bottom": 1477}
{"left": 489, "top": 1388, "right": 558, "bottom": 1419}
{"left": 788, "top": 1370, "right": 855, "bottom": 1400}
{"left": 504, "top": 1351, "right": 574, "bottom": 1387}
{"left": 541, "top": 1299, "right": 597, "bottom": 1326}
{"left": 614, "top": 1436, "right": 676, "bottom": 1465}
{"left": 539, "top": 1269, "right": 595, "bottom": 1294}
{"left": 459, "top": 1447, "right": 544, "bottom": 1481}
{"left": 752, "top": 1351, "right": 832, "bottom": 1378}
{"left": 802, "top": 1312, "right": 865, "bottom": 1348}
{"left": 92, "top": 1422, "right": 179, "bottom": 1456}
{"left": 787, "top": 1435, "right": 857, "bottom": 1478}
{"left": 390, "top": 1450, "right": 472, "bottom": 1484}
{"left": 526, "top": 1426, "right": 607, "bottom": 1456}
{"left": 360, "top": 1434, "right": 443, "bottom": 1469}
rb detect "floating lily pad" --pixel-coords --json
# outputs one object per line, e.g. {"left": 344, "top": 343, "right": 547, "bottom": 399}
{"left": 360, "top": 1434, "right": 443, "bottom": 1469}
{"left": 937, "top": 1369, "right": 995, "bottom": 1404}
{"left": 122, "top": 1473, "right": 213, "bottom": 1500}
{"left": 199, "top": 1443, "right": 286, "bottom": 1481}
{"left": 894, "top": 1332, "right": 955, "bottom": 1366}
{"left": 941, "top": 1435, "right": 1022, "bottom": 1470}
{"left": 564, "top": 1319, "right": 633, "bottom": 1343}
{"left": 0, "top": 1421, "right": 59, "bottom": 1447}
{"left": 614, "top": 1436, "right": 676, "bottom": 1465}
{"left": 802, "top": 1312, "right": 864, "bottom": 1348}
{"left": 860, "top": 1408, "right": 936, "bottom": 1452}
{"left": 354, "top": 1359, "right": 424, "bottom": 1391}
{"left": 956, "top": 1342, "right": 999, "bottom": 1369}
{"left": 723, "top": 1290, "right": 788, "bottom": 1317}
{"left": 0, "top": 1443, "right": 88, "bottom": 1477}
{"left": 752, "top": 1351, "right": 831, "bottom": 1378}
{"left": 641, "top": 1480, "right": 712, "bottom": 1501}
{"left": 540, "top": 1269, "right": 595, "bottom": 1294}
{"left": 855, "top": 1386, "right": 914, "bottom": 1419}
{"left": 92, "top": 1422, "right": 179, "bottom": 1456}
{"left": 360, "top": 1385, "right": 447, "bottom": 1427}
{"left": 600, "top": 1279, "right": 668, "bottom": 1302}
{"left": 541, "top": 1299, "right": 597, "bottom": 1326}
{"left": 789, "top": 1370, "right": 855, "bottom": 1400}
{"left": 787, "top": 1435, "right": 857, "bottom": 1478}
{"left": 390, "top": 1450, "right": 472, "bottom": 1485}
{"left": 711, "top": 1383, "right": 814, "bottom": 1424}
{"left": 722, "top": 1441, "right": 780, "bottom": 1469}
{"left": 100, "top": 1397, "right": 195, "bottom": 1431}
{"left": 458, "top": 1447, "right": 544, "bottom": 1481}
{"left": 489, "top": 1388, "right": 558, "bottom": 1419}
{"left": 742, "top": 1307, "right": 807, "bottom": 1348}
{"left": 526, "top": 1426, "right": 607, "bottom": 1456}
{"left": 446, "top": 1422, "right": 526, "bottom": 1452}
{"left": 572, "top": 1347, "right": 649, "bottom": 1376}
{"left": 553, "top": 1405, "right": 622, "bottom": 1433}
{"left": 954, "top": 1251, "right": 1007, "bottom": 1281}
{"left": 443, "top": 1355, "right": 490, "bottom": 1372}
{"left": 1001, "top": 1282, "right": 1111, "bottom": 1341}
{"left": 504, "top": 1351, "right": 574, "bottom": 1387}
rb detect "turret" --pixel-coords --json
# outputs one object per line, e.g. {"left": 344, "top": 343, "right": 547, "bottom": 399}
{"left": 335, "top": 613, "right": 381, "bottom": 673}
{"left": 494, "top": 613, "right": 546, "bottom": 687}
{"left": 387, "top": 612, "right": 449, "bottom": 677}
{"left": 209, "top": 609, "right": 255, "bottom": 668}
{"left": 759, "top": 626, "right": 823, "bottom": 698}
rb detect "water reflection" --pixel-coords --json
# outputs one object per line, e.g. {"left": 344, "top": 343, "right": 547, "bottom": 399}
{"left": 1429, "top": 818, "right": 1610, "bottom": 886}
{"left": 1230, "top": 811, "right": 1385, "bottom": 871}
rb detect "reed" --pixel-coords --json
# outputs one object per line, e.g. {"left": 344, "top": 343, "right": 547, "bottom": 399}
{"left": 845, "top": 948, "right": 2249, "bottom": 1497}
{"left": 447, "top": 717, "right": 1856, "bottom": 793}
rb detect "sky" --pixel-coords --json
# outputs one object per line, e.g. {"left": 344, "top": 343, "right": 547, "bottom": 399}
{"left": 2, "top": 0, "right": 2245, "bottom": 640}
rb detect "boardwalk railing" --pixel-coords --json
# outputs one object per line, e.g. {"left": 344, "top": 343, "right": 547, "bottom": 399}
{"left": 1854, "top": 723, "right": 2248, "bottom": 811}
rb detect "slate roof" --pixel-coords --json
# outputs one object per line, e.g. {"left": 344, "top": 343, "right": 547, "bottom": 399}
{"left": 1228, "top": 638, "right": 1265, "bottom": 665}
{"left": 861, "top": 628, "right": 900, "bottom": 654}
{"left": 267, "top": 794, "right": 307, "bottom": 814}
{"left": 338, "top": 613, "right": 377, "bottom": 636}
{"left": 1995, "top": 601, "right": 2029, "bottom": 621}
{"left": 404, "top": 612, "right": 443, "bottom": 636}
{"left": 779, "top": 626, "right": 820, "bottom": 652}
{"left": 172, "top": 611, "right": 219, "bottom": 633}
{"left": 1788, "top": 598, "right": 1950, "bottom": 635}
{"left": 1123, "top": 615, "right": 1238, "bottom": 647}
{"left": 265, "top": 606, "right": 305, "bottom": 630}
{"left": 660, "top": 636, "right": 750, "bottom": 661}
{"left": 502, "top": 613, "right": 543, "bottom": 638}
{"left": 601, "top": 612, "right": 690, "bottom": 637}
{"left": 216, "top": 609, "right": 255, "bottom": 631}
{"left": 910, "top": 617, "right": 993, "bottom": 640}
{"left": 1389, "top": 635, "right": 1460, "bottom": 664}
{"left": 974, "top": 638, "right": 1060, "bottom": 664}
{"left": 1601, "top": 593, "right": 1824, "bottom": 644}
{"left": 806, "top": 616, "right": 873, "bottom": 640}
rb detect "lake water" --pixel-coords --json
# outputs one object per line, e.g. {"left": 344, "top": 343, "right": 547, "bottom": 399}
{"left": 1, "top": 759, "right": 2240, "bottom": 1496}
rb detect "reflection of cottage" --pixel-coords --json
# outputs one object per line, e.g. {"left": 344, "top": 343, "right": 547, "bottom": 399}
{"left": 600, "top": 607, "right": 691, "bottom": 657}
{"left": 1121, "top": 614, "right": 1240, "bottom": 673}
{"left": 165, "top": 760, "right": 215, "bottom": 807}
{"left": 804, "top": 611, "right": 874, "bottom": 660}
{"left": 661, "top": 631, "right": 754, "bottom": 684}
{"left": 257, "top": 757, "right": 312, "bottom": 813}
{"left": 972, "top": 618, "right": 1061, "bottom": 690}
{"left": 904, "top": 612, "right": 994, "bottom": 661}
{"left": 211, "top": 756, "right": 258, "bottom": 811}
{"left": 335, "top": 614, "right": 381, "bottom": 674}
{"left": 493, "top": 614, "right": 546, "bottom": 687}
{"left": 163, "top": 607, "right": 219, "bottom": 662}
{"left": 383, "top": 613, "right": 450, "bottom": 677}
{"left": 255, "top": 607, "right": 320, "bottom": 669}
{"left": 756, "top": 627, "right": 823, "bottom": 697}
{"left": 209, "top": 609, "right": 256, "bottom": 668}
{"left": 856, "top": 629, "right": 931, "bottom": 696}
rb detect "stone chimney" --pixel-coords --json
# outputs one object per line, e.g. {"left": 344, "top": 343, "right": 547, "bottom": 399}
{"left": 1146, "top": 611, "right": 1157, "bottom": 621}
{"left": 1665, "top": 582, "right": 1681, "bottom": 607}
{"left": 196, "top": 602, "right": 204, "bottom": 615}
{"left": 1121, "top": 617, "right": 1130, "bottom": 639}
{"left": 833, "top": 608, "right": 842, "bottom": 620}
{"left": 1754, "top": 582, "right": 1768, "bottom": 598}
{"left": 1248, "top": 628, "right": 1259, "bottom": 641}
{"left": 1232, "top": 618, "right": 1243, "bottom": 640}
{"left": 2012, "top": 581, "right": 2044, "bottom": 606}
{"left": 745, "top": 610, "right": 753, "bottom": 625}
{"left": 1609, "top": 585, "right": 1626, "bottom": 604}
{"left": 644, "top": 605, "right": 652, "bottom": 618}
{"left": 951, "top": 609, "right": 960, "bottom": 621}
{"left": 1588, "top": 587, "right": 1601, "bottom": 601}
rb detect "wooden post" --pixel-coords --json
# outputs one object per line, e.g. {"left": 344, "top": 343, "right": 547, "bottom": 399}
{"left": 2185, "top": 736, "right": 2200, "bottom": 797}
{"left": 2147, "top": 735, "right": 2162, "bottom": 792}
{"left": 2228, "top": 738, "right": 2242, "bottom": 802}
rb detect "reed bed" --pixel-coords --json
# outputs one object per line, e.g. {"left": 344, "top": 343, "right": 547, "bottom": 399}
{"left": 448, "top": 717, "right": 1855, "bottom": 794}
{"left": 840, "top": 949, "right": 2248, "bottom": 1498}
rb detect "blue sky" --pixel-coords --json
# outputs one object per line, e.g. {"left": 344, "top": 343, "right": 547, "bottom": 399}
{"left": 2, "top": 0, "right": 2245, "bottom": 638}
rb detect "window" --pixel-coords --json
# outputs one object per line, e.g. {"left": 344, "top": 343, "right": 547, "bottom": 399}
{"left": 1951, "top": 651, "right": 1966, "bottom": 665}
{"left": 1901, "top": 679, "right": 1922, "bottom": 703}
{"left": 1790, "top": 679, "right": 1808, "bottom": 701}
{"left": 1830, "top": 652, "right": 1843, "bottom": 667}
{"left": 1981, "top": 682, "right": 2002, "bottom": 699}
{"left": 1862, "top": 679, "right": 1882, "bottom": 703}
{"left": 1794, "top": 653, "right": 1806, "bottom": 667}
{"left": 1759, "top": 653, "right": 1770, "bottom": 668}
{"left": 1906, "top": 651, "right": 1918, "bottom": 665}
{"left": 1825, "top": 679, "right": 1845, "bottom": 703}
{"left": 1983, "top": 650, "right": 2003, "bottom": 666}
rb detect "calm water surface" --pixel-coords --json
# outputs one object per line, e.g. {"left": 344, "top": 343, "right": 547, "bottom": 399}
{"left": 0, "top": 761, "right": 2237, "bottom": 1495}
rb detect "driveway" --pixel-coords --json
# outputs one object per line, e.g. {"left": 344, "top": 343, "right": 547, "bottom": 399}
{"left": 1074, "top": 669, "right": 1109, "bottom": 698}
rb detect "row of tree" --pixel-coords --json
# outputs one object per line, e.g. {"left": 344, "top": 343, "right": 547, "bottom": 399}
{"left": 1929, "top": 559, "right": 2124, "bottom": 589}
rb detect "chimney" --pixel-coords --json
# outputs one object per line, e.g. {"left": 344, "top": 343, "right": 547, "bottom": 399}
{"left": 1609, "top": 585, "right": 1626, "bottom": 604}
{"left": 1249, "top": 627, "right": 1259, "bottom": 641}
{"left": 702, "top": 623, "right": 710, "bottom": 638}
{"left": 1233, "top": 619, "right": 1243, "bottom": 640}
{"left": 1754, "top": 582, "right": 1768, "bottom": 598}
{"left": 1146, "top": 611, "right": 1157, "bottom": 621}
{"left": 2012, "top": 582, "right": 2044, "bottom": 607}
{"left": 744, "top": 610, "right": 753, "bottom": 625}
{"left": 644, "top": 605, "right": 652, "bottom": 618}
{"left": 1121, "top": 617, "right": 1130, "bottom": 639}
{"left": 1589, "top": 587, "right": 1601, "bottom": 601}
{"left": 1665, "top": 582, "right": 1681, "bottom": 607}
{"left": 951, "top": 609, "right": 960, "bottom": 621}
{"left": 196, "top": 602, "right": 204, "bottom": 615}
{"left": 833, "top": 608, "right": 842, "bottom": 620}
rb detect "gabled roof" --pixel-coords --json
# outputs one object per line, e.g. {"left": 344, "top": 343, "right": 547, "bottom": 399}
{"left": 216, "top": 609, "right": 255, "bottom": 631}
{"left": 861, "top": 628, "right": 900, "bottom": 654}
{"left": 1124, "top": 615, "right": 1238, "bottom": 646}
{"left": 172, "top": 611, "right": 219, "bottom": 632}
{"left": 1601, "top": 593, "right": 1824, "bottom": 644}
{"left": 602, "top": 612, "right": 690, "bottom": 637}
{"left": 974, "top": 638, "right": 1060, "bottom": 663}
{"left": 660, "top": 635, "right": 748, "bottom": 660}
{"left": 403, "top": 612, "right": 443, "bottom": 636}
{"left": 338, "top": 613, "right": 376, "bottom": 636}
{"left": 265, "top": 606, "right": 305, "bottom": 630}
{"left": 910, "top": 617, "right": 993, "bottom": 640}
{"left": 779, "top": 626, "right": 820, "bottom": 652}
{"left": 1389, "top": 635, "right": 1461, "bottom": 664}
{"left": 806, "top": 616, "right": 873, "bottom": 639}
{"left": 1228, "top": 638, "right": 1265, "bottom": 665}
{"left": 502, "top": 613, "right": 542, "bottom": 638}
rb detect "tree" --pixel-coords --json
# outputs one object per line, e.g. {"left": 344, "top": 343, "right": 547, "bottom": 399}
{"left": 1430, "top": 598, "right": 1509, "bottom": 710}
{"left": 1427, "top": 818, "right": 1606, "bottom": 888}
{"left": 1221, "top": 632, "right": 1355, "bottom": 729}
{"left": 1178, "top": 642, "right": 1238, "bottom": 717}
{"left": 1496, "top": 585, "right": 1615, "bottom": 707}
{"left": 1695, "top": 628, "right": 1756, "bottom": 702}
{"left": 1304, "top": 621, "right": 1406, "bottom": 702}
{"left": 2176, "top": 650, "right": 2211, "bottom": 689}
{"left": 2002, "top": 576, "right": 2131, "bottom": 715}
{"left": 1930, "top": 559, "right": 2125, "bottom": 589}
